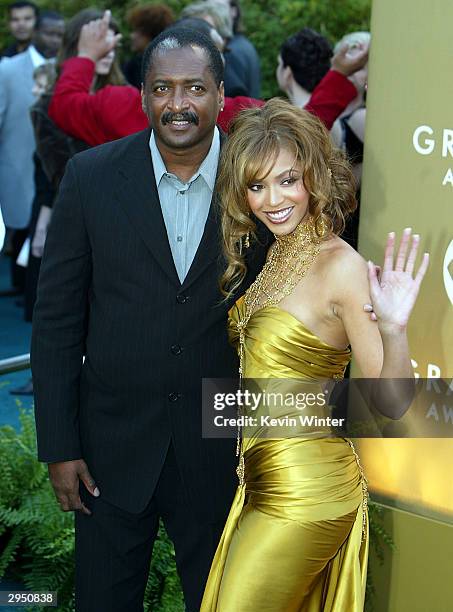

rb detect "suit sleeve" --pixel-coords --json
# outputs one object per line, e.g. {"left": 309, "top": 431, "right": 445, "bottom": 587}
{"left": 31, "top": 158, "right": 92, "bottom": 463}
{"left": 305, "top": 70, "right": 358, "bottom": 130}
{"left": 48, "top": 57, "right": 148, "bottom": 146}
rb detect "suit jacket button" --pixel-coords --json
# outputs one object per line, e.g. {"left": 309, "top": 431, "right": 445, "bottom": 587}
{"left": 176, "top": 294, "right": 188, "bottom": 304}
{"left": 168, "top": 392, "right": 180, "bottom": 402}
{"left": 171, "top": 344, "right": 183, "bottom": 355}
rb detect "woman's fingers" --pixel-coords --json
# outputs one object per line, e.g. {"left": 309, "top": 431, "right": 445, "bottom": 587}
{"left": 414, "top": 252, "right": 430, "bottom": 288}
{"left": 367, "top": 260, "right": 381, "bottom": 299}
{"left": 382, "top": 232, "right": 395, "bottom": 274}
{"left": 363, "top": 302, "right": 378, "bottom": 322}
{"left": 395, "top": 227, "right": 412, "bottom": 271}
{"left": 405, "top": 233, "right": 420, "bottom": 275}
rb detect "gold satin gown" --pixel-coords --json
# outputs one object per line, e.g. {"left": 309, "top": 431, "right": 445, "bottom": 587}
{"left": 201, "top": 297, "right": 369, "bottom": 611}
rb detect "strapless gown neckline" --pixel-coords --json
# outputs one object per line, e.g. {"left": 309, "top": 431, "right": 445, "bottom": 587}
{"left": 228, "top": 295, "right": 351, "bottom": 381}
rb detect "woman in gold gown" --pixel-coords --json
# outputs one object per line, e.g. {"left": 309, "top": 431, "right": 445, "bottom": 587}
{"left": 201, "top": 99, "right": 429, "bottom": 611}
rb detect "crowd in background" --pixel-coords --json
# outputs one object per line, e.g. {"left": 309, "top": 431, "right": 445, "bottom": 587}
{"left": 0, "top": 0, "right": 369, "bottom": 394}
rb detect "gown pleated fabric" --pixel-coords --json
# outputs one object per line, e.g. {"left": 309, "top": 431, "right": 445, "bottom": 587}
{"left": 200, "top": 297, "right": 369, "bottom": 611}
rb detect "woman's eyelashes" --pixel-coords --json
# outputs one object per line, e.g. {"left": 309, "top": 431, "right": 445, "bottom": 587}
{"left": 248, "top": 176, "right": 299, "bottom": 192}
{"left": 248, "top": 183, "right": 264, "bottom": 192}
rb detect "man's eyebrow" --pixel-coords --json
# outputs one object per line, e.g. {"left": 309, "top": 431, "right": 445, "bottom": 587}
{"left": 151, "top": 78, "right": 207, "bottom": 85}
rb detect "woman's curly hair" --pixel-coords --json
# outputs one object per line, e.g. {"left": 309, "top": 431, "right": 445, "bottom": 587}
{"left": 218, "top": 98, "right": 357, "bottom": 297}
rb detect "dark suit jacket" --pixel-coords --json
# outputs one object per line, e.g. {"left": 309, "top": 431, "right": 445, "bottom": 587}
{"left": 31, "top": 128, "right": 267, "bottom": 519}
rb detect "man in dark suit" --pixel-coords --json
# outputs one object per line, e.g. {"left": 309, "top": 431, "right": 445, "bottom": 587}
{"left": 32, "top": 15, "right": 265, "bottom": 612}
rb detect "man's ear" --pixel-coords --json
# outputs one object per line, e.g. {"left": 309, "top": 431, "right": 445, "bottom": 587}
{"left": 282, "top": 65, "right": 294, "bottom": 92}
{"left": 218, "top": 81, "right": 225, "bottom": 111}
{"left": 141, "top": 84, "right": 147, "bottom": 115}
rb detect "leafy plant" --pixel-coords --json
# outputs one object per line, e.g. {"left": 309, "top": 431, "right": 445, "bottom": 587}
{"left": 0, "top": 408, "right": 183, "bottom": 612}
{"left": 365, "top": 502, "right": 395, "bottom": 611}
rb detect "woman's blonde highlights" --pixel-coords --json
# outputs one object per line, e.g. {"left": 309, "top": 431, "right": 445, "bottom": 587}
{"left": 218, "top": 98, "right": 357, "bottom": 298}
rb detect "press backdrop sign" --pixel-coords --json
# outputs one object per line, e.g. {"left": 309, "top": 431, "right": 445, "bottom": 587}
{"left": 355, "top": 0, "right": 453, "bottom": 522}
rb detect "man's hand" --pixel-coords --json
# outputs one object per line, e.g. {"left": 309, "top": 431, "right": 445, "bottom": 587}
{"left": 31, "top": 205, "right": 52, "bottom": 258}
{"left": 331, "top": 41, "right": 369, "bottom": 78}
{"left": 48, "top": 459, "right": 100, "bottom": 516}
{"left": 77, "top": 10, "right": 121, "bottom": 63}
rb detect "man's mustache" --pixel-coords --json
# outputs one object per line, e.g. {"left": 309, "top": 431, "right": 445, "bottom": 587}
{"left": 161, "top": 111, "right": 199, "bottom": 126}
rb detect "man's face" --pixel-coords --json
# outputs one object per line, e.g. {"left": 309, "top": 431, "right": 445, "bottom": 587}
{"left": 33, "top": 18, "right": 65, "bottom": 59}
{"left": 9, "top": 7, "right": 36, "bottom": 42}
{"left": 142, "top": 46, "right": 224, "bottom": 151}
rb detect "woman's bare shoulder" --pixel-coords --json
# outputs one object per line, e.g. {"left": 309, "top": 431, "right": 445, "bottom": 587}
{"left": 319, "top": 236, "right": 369, "bottom": 295}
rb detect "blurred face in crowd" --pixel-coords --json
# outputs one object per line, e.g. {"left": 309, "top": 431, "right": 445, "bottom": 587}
{"left": 142, "top": 45, "right": 224, "bottom": 151}
{"left": 95, "top": 29, "right": 116, "bottom": 75}
{"left": 8, "top": 6, "right": 36, "bottom": 42}
{"left": 130, "top": 29, "right": 151, "bottom": 53}
{"left": 33, "top": 17, "right": 65, "bottom": 59}
{"left": 32, "top": 73, "right": 49, "bottom": 97}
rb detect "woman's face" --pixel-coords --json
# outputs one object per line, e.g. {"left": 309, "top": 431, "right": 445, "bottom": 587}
{"left": 95, "top": 29, "right": 115, "bottom": 75}
{"left": 247, "top": 147, "right": 310, "bottom": 236}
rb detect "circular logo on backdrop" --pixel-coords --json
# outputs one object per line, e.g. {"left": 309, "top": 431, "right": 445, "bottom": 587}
{"left": 443, "top": 240, "right": 453, "bottom": 306}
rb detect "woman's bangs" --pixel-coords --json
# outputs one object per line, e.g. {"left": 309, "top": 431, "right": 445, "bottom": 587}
{"left": 240, "top": 134, "right": 281, "bottom": 186}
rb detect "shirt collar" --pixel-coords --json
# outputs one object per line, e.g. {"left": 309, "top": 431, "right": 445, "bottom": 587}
{"left": 149, "top": 127, "right": 220, "bottom": 192}
{"left": 28, "top": 45, "right": 46, "bottom": 69}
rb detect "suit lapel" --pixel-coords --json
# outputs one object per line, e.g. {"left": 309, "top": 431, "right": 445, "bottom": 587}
{"left": 115, "top": 129, "right": 180, "bottom": 286}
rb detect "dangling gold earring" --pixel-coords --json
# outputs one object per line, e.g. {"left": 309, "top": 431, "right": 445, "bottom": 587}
{"left": 315, "top": 214, "right": 327, "bottom": 238}
{"left": 244, "top": 231, "right": 250, "bottom": 248}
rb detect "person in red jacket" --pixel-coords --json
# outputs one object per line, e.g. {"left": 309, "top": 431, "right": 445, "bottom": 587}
{"left": 49, "top": 11, "right": 368, "bottom": 146}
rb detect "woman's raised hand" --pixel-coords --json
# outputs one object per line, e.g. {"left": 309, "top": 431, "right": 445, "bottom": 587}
{"left": 365, "top": 228, "right": 429, "bottom": 333}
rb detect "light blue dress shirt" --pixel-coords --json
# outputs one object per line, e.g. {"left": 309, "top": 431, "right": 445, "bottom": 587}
{"left": 149, "top": 128, "right": 220, "bottom": 283}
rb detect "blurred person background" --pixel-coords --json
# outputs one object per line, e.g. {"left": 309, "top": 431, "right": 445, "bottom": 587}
{"left": 9, "top": 8, "right": 126, "bottom": 395}
{"left": 216, "top": 0, "right": 261, "bottom": 97}
{"left": 181, "top": 0, "right": 259, "bottom": 97}
{"left": 124, "top": 3, "right": 174, "bottom": 88}
{"left": 1, "top": 0, "right": 39, "bottom": 58}
{"left": 0, "top": 9, "right": 64, "bottom": 298}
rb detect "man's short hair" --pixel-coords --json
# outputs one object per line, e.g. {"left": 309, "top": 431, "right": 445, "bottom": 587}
{"left": 141, "top": 27, "right": 224, "bottom": 87}
{"left": 127, "top": 4, "right": 174, "bottom": 41}
{"left": 173, "top": 17, "right": 216, "bottom": 41}
{"left": 35, "top": 10, "right": 64, "bottom": 29}
{"left": 7, "top": 1, "right": 39, "bottom": 17}
{"left": 280, "top": 27, "right": 333, "bottom": 93}
{"left": 181, "top": 0, "right": 233, "bottom": 39}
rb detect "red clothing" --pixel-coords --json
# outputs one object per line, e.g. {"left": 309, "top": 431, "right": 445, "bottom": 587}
{"left": 305, "top": 70, "right": 357, "bottom": 131}
{"left": 49, "top": 58, "right": 147, "bottom": 146}
{"left": 49, "top": 58, "right": 357, "bottom": 146}
{"left": 218, "top": 96, "right": 264, "bottom": 132}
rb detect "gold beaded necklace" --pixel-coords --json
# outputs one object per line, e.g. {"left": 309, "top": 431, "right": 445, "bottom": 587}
{"left": 235, "top": 215, "right": 322, "bottom": 484}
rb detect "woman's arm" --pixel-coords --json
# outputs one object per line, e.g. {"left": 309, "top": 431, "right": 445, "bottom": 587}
{"left": 334, "top": 229, "right": 429, "bottom": 418}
